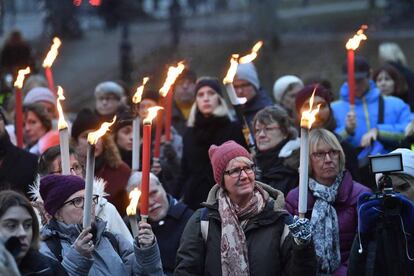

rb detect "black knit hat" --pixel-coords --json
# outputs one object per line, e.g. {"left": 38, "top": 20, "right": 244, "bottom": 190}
{"left": 71, "top": 108, "right": 101, "bottom": 140}
{"left": 176, "top": 68, "right": 197, "bottom": 83}
{"left": 194, "top": 77, "right": 222, "bottom": 96}
{"left": 342, "top": 55, "right": 371, "bottom": 80}
{"left": 113, "top": 110, "right": 134, "bottom": 133}
{"left": 295, "top": 85, "right": 332, "bottom": 114}
{"left": 141, "top": 89, "right": 160, "bottom": 103}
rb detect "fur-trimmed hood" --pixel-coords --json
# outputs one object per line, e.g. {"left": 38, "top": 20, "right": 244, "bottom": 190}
{"left": 203, "top": 180, "right": 286, "bottom": 212}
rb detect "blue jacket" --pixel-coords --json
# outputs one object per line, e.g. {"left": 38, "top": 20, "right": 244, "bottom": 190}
{"left": 331, "top": 80, "right": 411, "bottom": 148}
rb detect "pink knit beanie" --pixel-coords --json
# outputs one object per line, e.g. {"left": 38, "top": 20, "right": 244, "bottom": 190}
{"left": 208, "top": 140, "right": 251, "bottom": 185}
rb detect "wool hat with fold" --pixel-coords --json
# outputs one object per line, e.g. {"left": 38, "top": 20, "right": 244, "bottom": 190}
{"left": 94, "top": 81, "right": 124, "bottom": 99}
{"left": 40, "top": 175, "right": 85, "bottom": 216}
{"left": 23, "top": 87, "right": 56, "bottom": 107}
{"left": 273, "top": 75, "right": 303, "bottom": 103}
{"left": 295, "top": 85, "right": 332, "bottom": 114}
{"left": 390, "top": 148, "right": 414, "bottom": 178}
{"left": 208, "top": 140, "right": 251, "bottom": 185}
{"left": 194, "top": 77, "right": 222, "bottom": 96}
{"left": 235, "top": 62, "right": 260, "bottom": 90}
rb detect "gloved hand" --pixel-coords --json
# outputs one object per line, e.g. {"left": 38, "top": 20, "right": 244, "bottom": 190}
{"left": 396, "top": 194, "right": 414, "bottom": 234}
{"left": 357, "top": 192, "right": 382, "bottom": 233}
{"left": 288, "top": 215, "right": 311, "bottom": 245}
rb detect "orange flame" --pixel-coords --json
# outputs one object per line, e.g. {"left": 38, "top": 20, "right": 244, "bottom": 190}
{"left": 300, "top": 88, "right": 321, "bottom": 129}
{"left": 126, "top": 188, "right": 142, "bottom": 216}
{"left": 223, "top": 54, "right": 239, "bottom": 84}
{"left": 346, "top": 25, "right": 368, "bottom": 50}
{"left": 56, "top": 86, "right": 68, "bottom": 130}
{"left": 239, "top": 41, "right": 264, "bottom": 64}
{"left": 14, "top": 67, "right": 31, "bottom": 89}
{"left": 87, "top": 116, "right": 116, "bottom": 144}
{"left": 143, "top": 106, "right": 163, "bottom": 124}
{"left": 159, "top": 62, "right": 186, "bottom": 97}
{"left": 132, "top": 77, "right": 149, "bottom": 104}
{"left": 42, "top": 37, "right": 62, "bottom": 68}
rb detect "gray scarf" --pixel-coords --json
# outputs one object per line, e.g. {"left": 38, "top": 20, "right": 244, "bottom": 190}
{"left": 309, "top": 173, "right": 343, "bottom": 275}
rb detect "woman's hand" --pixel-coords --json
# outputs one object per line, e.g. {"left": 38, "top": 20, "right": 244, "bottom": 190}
{"left": 138, "top": 221, "right": 155, "bottom": 248}
{"left": 73, "top": 227, "right": 94, "bottom": 257}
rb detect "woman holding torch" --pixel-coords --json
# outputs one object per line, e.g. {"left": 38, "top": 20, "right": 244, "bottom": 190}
{"left": 175, "top": 140, "right": 316, "bottom": 275}
{"left": 286, "top": 129, "right": 370, "bottom": 276}
{"left": 38, "top": 174, "right": 163, "bottom": 276}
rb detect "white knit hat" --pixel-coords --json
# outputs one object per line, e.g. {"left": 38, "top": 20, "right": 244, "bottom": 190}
{"left": 390, "top": 148, "right": 414, "bottom": 177}
{"left": 94, "top": 81, "right": 124, "bottom": 99}
{"left": 272, "top": 75, "right": 303, "bottom": 103}
{"left": 23, "top": 87, "right": 56, "bottom": 107}
{"left": 235, "top": 62, "right": 260, "bottom": 90}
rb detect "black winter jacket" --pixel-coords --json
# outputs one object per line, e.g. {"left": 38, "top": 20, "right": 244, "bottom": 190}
{"left": 174, "top": 182, "right": 316, "bottom": 276}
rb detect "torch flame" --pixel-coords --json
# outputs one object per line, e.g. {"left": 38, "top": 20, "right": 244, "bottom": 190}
{"left": 42, "top": 37, "right": 62, "bottom": 68}
{"left": 345, "top": 25, "right": 368, "bottom": 50}
{"left": 300, "top": 88, "right": 321, "bottom": 129}
{"left": 223, "top": 54, "right": 239, "bottom": 84}
{"left": 87, "top": 116, "right": 116, "bottom": 144}
{"left": 132, "top": 77, "right": 149, "bottom": 104}
{"left": 56, "top": 86, "right": 68, "bottom": 130}
{"left": 14, "top": 67, "right": 31, "bottom": 89}
{"left": 159, "top": 62, "right": 186, "bottom": 97}
{"left": 126, "top": 188, "right": 142, "bottom": 216}
{"left": 143, "top": 106, "right": 163, "bottom": 124}
{"left": 239, "top": 41, "right": 264, "bottom": 64}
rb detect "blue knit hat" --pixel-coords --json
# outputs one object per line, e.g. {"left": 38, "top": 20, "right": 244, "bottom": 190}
{"left": 40, "top": 175, "right": 85, "bottom": 216}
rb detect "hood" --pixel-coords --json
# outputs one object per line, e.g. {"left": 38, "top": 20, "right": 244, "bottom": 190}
{"left": 339, "top": 80, "right": 380, "bottom": 104}
{"left": 204, "top": 181, "right": 285, "bottom": 212}
{"left": 278, "top": 137, "right": 300, "bottom": 158}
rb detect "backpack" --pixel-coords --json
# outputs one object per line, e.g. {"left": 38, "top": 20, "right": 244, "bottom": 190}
{"left": 44, "top": 231, "right": 121, "bottom": 262}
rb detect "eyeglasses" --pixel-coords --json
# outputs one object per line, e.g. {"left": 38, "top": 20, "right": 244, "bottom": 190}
{"left": 233, "top": 83, "right": 252, "bottom": 90}
{"left": 254, "top": 126, "right": 280, "bottom": 136}
{"left": 224, "top": 165, "right": 256, "bottom": 178}
{"left": 50, "top": 164, "right": 84, "bottom": 176}
{"left": 311, "top": 150, "right": 340, "bottom": 161}
{"left": 62, "top": 195, "right": 99, "bottom": 209}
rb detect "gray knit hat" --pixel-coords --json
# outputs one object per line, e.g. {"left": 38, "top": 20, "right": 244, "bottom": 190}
{"left": 23, "top": 87, "right": 56, "bottom": 107}
{"left": 94, "top": 81, "right": 124, "bottom": 100}
{"left": 235, "top": 62, "right": 260, "bottom": 90}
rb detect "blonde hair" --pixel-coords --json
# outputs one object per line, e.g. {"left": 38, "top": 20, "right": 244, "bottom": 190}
{"left": 379, "top": 42, "right": 407, "bottom": 66}
{"left": 308, "top": 128, "right": 346, "bottom": 173}
{"left": 187, "top": 93, "right": 233, "bottom": 127}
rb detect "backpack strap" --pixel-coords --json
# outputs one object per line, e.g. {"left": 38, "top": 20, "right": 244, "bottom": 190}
{"left": 44, "top": 235, "right": 63, "bottom": 263}
{"left": 378, "top": 95, "right": 384, "bottom": 124}
{"left": 199, "top": 207, "right": 209, "bottom": 242}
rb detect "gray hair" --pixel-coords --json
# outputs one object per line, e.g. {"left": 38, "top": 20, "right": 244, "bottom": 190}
{"left": 379, "top": 42, "right": 407, "bottom": 66}
{"left": 127, "top": 171, "right": 161, "bottom": 193}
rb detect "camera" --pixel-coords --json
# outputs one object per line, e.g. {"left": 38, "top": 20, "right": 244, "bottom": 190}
{"left": 368, "top": 153, "right": 403, "bottom": 210}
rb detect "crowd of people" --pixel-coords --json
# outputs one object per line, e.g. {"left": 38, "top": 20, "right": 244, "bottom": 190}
{"left": 0, "top": 37, "right": 414, "bottom": 276}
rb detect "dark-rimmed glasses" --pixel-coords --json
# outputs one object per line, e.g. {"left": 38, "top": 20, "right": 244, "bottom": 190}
{"left": 311, "top": 150, "right": 340, "bottom": 161}
{"left": 62, "top": 195, "right": 99, "bottom": 209}
{"left": 224, "top": 165, "right": 256, "bottom": 178}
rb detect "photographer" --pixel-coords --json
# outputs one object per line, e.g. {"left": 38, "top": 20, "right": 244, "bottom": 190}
{"left": 349, "top": 148, "right": 414, "bottom": 276}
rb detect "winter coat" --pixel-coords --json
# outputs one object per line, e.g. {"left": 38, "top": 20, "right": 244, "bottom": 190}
{"left": 254, "top": 138, "right": 300, "bottom": 196}
{"left": 285, "top": 170, "right": 371, "bottom": 276}
{"left": 0, "top": 132, "right": 37, "bottom": 197}
{"left": 19, "top": 248, "right": 68, "bottom": 276}
{"left": 242, "top": 87, "right": 273, "bottom": 129}
{"left": 174, "top": 114, "right": 248, "bottom": 210}
{"left": 40, "top": 218, "right": 163, "bottom": 276}
{"left": 174, "top": 182, "right": 317, "bottom": 276}
{"left": 389, "top": 61, "right": 414, "bottom": 111}
{"left": 331, "top": 80, "right": 411, "bottom": 148}
{"left": 129, "top": 195, "right": 193, "bottom": 275}
{"left": 171, "top": 101, "right": 189, "bottom": 137}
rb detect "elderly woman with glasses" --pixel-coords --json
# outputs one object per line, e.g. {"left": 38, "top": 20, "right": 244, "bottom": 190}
{"left": 38, "top": 174, "right": 163, "bottom": 276}
{"left": 286, "top": 129, "right": 370, "bottom": 276}
{"left": 253, "top": 105, "right": 300, "bottom": 196}
{"left": 175, "top": 140, "right": 316, "bottom": 275}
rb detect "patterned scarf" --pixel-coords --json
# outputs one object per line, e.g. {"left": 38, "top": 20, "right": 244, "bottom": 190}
{"left": 218, "top": 184, "right": 267, "bottom": 276}
{"left": 309, "top": 173, "right": 343, "bottom": 275}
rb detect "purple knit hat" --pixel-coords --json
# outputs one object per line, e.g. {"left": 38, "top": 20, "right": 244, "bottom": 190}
{"left": 295, "top": 85, "right": 331, "bottom": 114}
{"left": 208, "top": 140, "right": 251, "bottom": 185}
{"left": 40, "top": 175, "right": 85, "bottom": 216}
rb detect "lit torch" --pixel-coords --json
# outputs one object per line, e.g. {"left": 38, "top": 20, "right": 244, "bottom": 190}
{"left": 131, "top": 77, "right": 149, "bottom": 172}
{"left": 83, "top": 117, "right": 116, "bottom": 228}
{"left": 141, "top": 106, "right": 162, "bottom": 222}
{"left": 126, "top": 188, "right": 141, "bottom": 237}
{"left": 13, "top": 67, "right": 30, "bottom": 148}
{"left": 345, "top": 25, "right": 367, "bottom": 108}
{"left": 298, "top": 88, "right": 321, "bottom": 218}
{"left": 222, "top": 41, "right": 263, "bottom": 148}
{"left": 42, "top": 37, "right": 62, "bottom": 94}
{"left": 56, "top": 86, "right": 70, "bottom": 175}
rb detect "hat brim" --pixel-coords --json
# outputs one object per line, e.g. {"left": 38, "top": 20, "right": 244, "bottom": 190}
{"left": 342, "top": 72, "right": 369, "bottom": 80}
